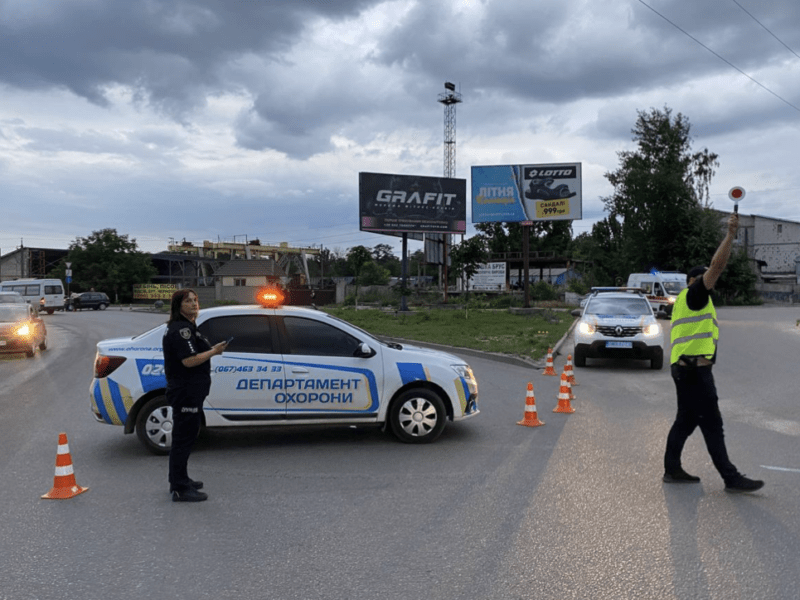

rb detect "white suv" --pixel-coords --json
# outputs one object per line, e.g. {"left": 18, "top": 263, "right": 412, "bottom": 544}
{"left": 572, "top": 288, "right": 664, "bottom": 369}
{"left": 90, "top": 301, "right": 479, "bottom": 454}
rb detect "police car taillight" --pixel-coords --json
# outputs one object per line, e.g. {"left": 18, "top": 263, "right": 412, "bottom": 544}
{"left": 256, "top": 286, "right": 285, "bottom": 308}
{"left": 94, "top": 355, "right": 127, "bottom": 379}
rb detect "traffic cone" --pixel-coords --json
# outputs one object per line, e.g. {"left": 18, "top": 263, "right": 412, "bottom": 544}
{"left": 517, "top": 382, "right": 544, "bottom": 427}
{"left": 562, "top": 364, "right": 577, "bottom": 400}
{"left": 553, "top": 373, "right": 576, "bottom": 414}
{"left": 565, "top": 354, "right": 578, "bottom": 385}
{"left": 41, "top": 433, "right": 88, "bottom": 500}
{"left": 543, "top": 348, "right": 557, "bottom": 375}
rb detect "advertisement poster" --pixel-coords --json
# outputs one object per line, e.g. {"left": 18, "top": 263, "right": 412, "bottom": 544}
{"left": 359, "top": 172, "right": 467, "bottom": 234}
{"left": 133, "top": 283, "right": 176, "bottom": 300}
{"left": 471, "top": 163, "right": 582, "bottom": 223}
{"left": 469, "top": 262, "right": 507, "bottom": 291}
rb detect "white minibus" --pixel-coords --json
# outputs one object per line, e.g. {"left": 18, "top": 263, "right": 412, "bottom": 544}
{"left": 0, "top": 278, "right": 65, "bottom": 314}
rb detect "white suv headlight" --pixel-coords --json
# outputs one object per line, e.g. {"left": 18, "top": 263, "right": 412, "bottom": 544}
{"left": 578, "top": 321, "right": 596, "bottom": 335}
{"left": 643, "top": 323, "right": 661, "bottom": 337}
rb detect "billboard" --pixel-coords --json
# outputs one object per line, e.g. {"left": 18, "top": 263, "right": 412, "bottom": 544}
{"left": 469, "top": 262, "right": 506, "bottom": 291}
{"left": 133, "top": 283, "right": 176, "bottom": 300}
{"left": 359, "top": 172, "right": 467, "bottom": 235}
{"left": 471, "top": 163, "right": 582, "bottom": 223}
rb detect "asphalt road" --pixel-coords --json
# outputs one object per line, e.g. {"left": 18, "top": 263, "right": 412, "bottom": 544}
{"left": 1, "top": 306, "right": 798, "bottom": 600}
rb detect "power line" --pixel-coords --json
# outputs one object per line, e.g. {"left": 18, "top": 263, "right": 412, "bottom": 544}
{"left": 636, "top": 0, "right": 800, "bottom": 114}
{"left": 730, "top": 0, "right": 800, "bottom": 60}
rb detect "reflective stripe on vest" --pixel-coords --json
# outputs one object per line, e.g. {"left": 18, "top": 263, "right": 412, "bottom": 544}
{"left": 670, "top": 289, "right": 718, "bottom": 364}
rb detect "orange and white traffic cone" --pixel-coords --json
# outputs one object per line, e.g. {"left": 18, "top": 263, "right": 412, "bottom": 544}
{"left": 553, "top": 373, "right": 576, "bottom": 414}
{"left": 565, "top": 354, "right": 578, "bottom": 385}
{"left": 41, "top": 433, "right": 88, "bottom": 500}
{"left": 563, "top": 364, "right": 576, "bottom": 400}
{"left": 543, "top": 348, "right": 557, "bottom": 375}
{"left": 517, "top": 382, "right": 544, "bottom": 427}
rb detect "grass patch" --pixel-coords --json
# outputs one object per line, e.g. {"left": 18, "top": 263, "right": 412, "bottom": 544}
{"left": 325, "top": 307, "right": 574, "bottom": 361}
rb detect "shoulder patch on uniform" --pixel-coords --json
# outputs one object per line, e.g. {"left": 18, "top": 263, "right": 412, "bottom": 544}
{"left": 180, "top": 328, "right": 191, "bottom": 340}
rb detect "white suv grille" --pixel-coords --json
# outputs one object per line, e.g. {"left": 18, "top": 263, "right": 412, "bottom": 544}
{"left": 596, "top": 325, "right": 642, "bottom": 338}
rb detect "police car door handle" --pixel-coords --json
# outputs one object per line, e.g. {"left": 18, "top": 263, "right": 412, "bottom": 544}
{"left": 291, "top": 367, "right": 309, "bottom": 374}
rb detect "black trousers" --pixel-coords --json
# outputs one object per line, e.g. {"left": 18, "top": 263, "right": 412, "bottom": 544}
{"left": 664, "top": 364, "right": 739, "bottom": 483}
{"left": 167, "top": 384, "right": 206, "bottom": 492}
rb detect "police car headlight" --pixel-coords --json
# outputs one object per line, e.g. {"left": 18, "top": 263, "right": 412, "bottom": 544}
{"left": 643, "top": 323, "right": 661, "bottom": 337}
{"left": 15, "top": 324, "right": 31, "bottom": 337}
{"left": 452, "top": 364, "right": 476, "bottom": 383}
{"left": 578, "top": 321, "right": 596, "bottom": 335}
{"left": 667, "top": 296, "right": 676, "bottom": 304}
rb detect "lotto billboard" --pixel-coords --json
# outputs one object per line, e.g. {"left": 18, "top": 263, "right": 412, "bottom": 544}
{"left": 359, "top": 172, "right": 467, "bottom": 235}
{"left": 471, "top": 163, "right": 582, "bottom": 223}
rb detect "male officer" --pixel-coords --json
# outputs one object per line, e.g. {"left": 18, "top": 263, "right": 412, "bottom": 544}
{"left": 663, "top": 212, "right": 764, "bottom": 493}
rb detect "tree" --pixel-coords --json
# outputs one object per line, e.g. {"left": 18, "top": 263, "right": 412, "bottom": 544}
{"left": 346, "top": 246, "right": 372, "bottom": 279}
{"left": 450, "top": 235, "right": 488, "bottom": 297}
{"left": 358, "top": 261, "right": 391, "bottom": 286}
{"left": 599, "top": 106, "right": 719, "bottom": 275}
{"left": 372, "top": 243, "right": 400, "bottom": 276}
{"left": 346, "top": 245, "right": 373, "bottom": 305}
{"left": 476, "top": 220, "right": 572, "bottom": 256}
{"left": 50, "top": 229, "right": 156, "bottom": 303}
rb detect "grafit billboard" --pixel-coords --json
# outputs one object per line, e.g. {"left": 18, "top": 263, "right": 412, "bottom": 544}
{"left": 359, "top": 172, "right": 467, "bottom": 234}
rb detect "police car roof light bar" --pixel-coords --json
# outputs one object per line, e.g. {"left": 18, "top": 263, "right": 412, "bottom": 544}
{"left": 590, "top": 287, "right": 645, "bottom": 294}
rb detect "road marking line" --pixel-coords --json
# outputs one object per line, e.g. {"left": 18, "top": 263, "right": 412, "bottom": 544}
{"left": 760, "top": 465, "right": 800, "bottom": 473}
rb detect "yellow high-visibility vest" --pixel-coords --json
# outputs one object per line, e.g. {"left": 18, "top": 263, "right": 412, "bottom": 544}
{"left": 670, "top": 288, "right": 719, "bottom": 364}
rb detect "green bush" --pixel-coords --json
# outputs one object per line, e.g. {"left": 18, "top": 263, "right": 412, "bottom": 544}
{"left": 530, "top": 281, "right": 558, "bottom": 301}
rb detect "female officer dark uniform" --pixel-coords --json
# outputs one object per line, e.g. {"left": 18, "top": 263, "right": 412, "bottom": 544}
{"left": 163, "top": 289, "right": 226, "bottom": 502}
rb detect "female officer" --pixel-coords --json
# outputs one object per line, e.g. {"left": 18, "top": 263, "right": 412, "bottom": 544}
{"left": 163, "top": 289, "right": 227, "bottom": 502}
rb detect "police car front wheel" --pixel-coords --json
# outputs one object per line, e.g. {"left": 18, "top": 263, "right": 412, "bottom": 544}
{"left": 389, "top": 389, "right": 447, "bottom": 444}
{"left": 136, "top": 395, "right": 173, "bottom": 455}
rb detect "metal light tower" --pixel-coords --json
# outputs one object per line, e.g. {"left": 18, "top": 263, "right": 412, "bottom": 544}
{"left": 438, "top": 82, "right": 462, "bottom": 178}
{"left": 437, "top": 82, "right": 462, "bottom": 300}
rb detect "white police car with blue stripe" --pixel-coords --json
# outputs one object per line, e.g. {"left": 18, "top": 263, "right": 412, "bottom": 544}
{"left": 90, "top": 291, "right": 479, "bottom": 454}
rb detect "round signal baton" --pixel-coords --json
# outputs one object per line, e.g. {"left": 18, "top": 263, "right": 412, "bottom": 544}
{"left": 728, "top": 187, "right": 745, "bottom": 214}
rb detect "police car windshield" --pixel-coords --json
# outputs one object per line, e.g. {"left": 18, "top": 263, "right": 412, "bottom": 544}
{"left": 0, "top": 305, "right": 29, "bottom": 322}
{"left": 664, "top": 281, "right": 685, "bottom": 294}
{"left": 322, "top": 312, "right": 381, "bottom": 343}
{"left": 586, "top": 297, "right": 651, "bottom": 316}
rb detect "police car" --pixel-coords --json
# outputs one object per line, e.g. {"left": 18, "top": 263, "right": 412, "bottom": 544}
{"left": 90, "top": 290, "right": 479, "bottom": 454}
{"left": 572, "top": 287, "right": 664, "bottom": 370}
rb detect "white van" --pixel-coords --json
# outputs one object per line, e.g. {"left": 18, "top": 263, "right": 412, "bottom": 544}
{"left": 626, "top": 272, "right": 686, "bottom": 317}
{"left": 0, "top": 278, "right": 65, "bottom": 314}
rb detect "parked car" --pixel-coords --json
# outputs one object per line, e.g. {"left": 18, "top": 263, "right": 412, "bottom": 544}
{"left": 0, "top": 303, "right": 47, "bottom": 357}
{"left": 73, "top": 292, "right": 110, "bottom": 311}
{"left": 0, "top": 291, "right": 27, "bottom": 305}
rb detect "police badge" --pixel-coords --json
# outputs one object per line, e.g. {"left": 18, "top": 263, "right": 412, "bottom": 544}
{"left": 180, "top": 328, "right": 191, "bottom": 340}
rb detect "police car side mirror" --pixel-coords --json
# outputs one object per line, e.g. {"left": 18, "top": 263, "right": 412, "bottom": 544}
{"left": 570, "top": 308, "right": 582, "bottom": 317}
{"left": 354, "top": 342, "right": 376, "bottom": 358}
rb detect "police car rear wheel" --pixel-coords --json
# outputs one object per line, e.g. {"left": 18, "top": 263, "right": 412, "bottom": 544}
{"left": 389, "top": 389, "right": 446, "bottom": 444}
{"left": 136, "top": 395, "right": 173, "bottom": 455}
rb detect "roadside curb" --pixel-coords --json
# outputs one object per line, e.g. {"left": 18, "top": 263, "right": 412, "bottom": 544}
{"left": 381, "top": 317, "right": 578, "bottom": 370}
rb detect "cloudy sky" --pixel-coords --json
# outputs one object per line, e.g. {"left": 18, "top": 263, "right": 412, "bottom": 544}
{"left": 1, "top": 0, "right": 799, "bottom": 258}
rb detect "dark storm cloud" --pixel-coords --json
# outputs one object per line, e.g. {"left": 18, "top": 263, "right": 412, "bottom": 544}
{"left": 0, "top": 0, "right": 381, "bottom": 111}
{"left": 374, "top": 0, "right": 800, "bottom": 117}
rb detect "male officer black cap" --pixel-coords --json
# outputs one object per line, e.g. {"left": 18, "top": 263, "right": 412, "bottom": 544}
{"left": 686, "top": 266, "right": 708, "bottom": 284}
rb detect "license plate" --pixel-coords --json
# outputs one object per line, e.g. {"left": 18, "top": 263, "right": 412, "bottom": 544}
{"left": 606, "top": 341, "right": 632, "bottom": 349}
